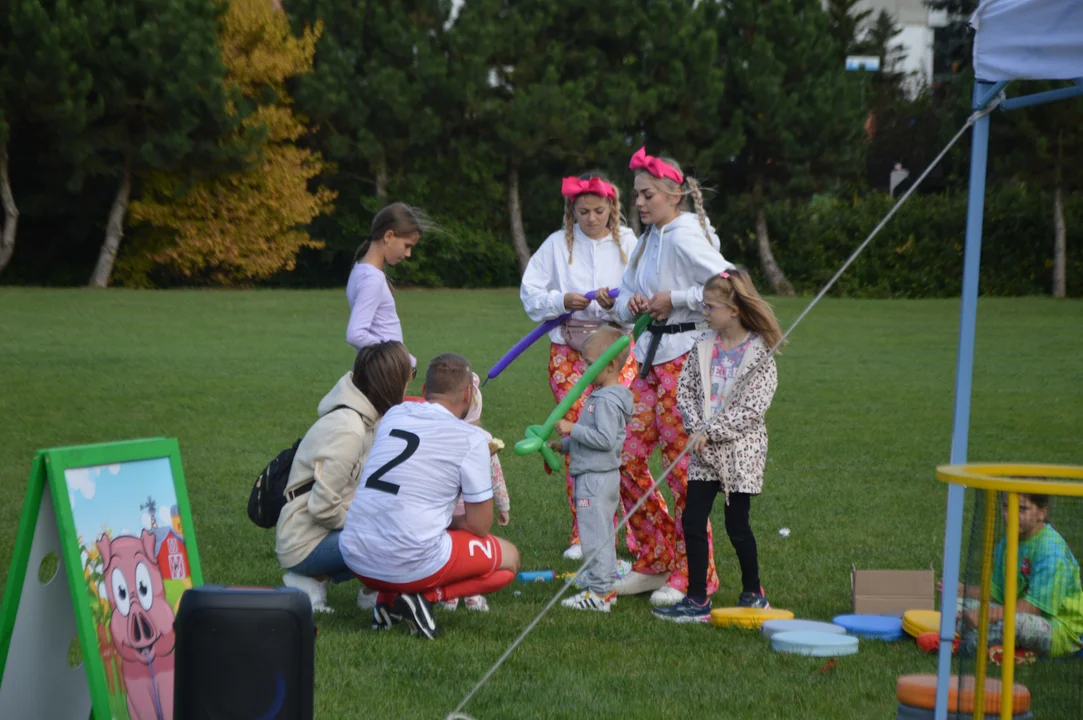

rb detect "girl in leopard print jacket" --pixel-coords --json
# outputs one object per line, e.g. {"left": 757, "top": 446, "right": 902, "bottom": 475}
{"left": 665, "top": 268, "right": 781, "bottom": 618}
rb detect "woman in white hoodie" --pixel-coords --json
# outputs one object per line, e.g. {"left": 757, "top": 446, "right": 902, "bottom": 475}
{"left": 520, "top": 172, "right": 639, "bottom": 560}
{"left": 612, "top": 148, "right": 734, "bottom": 607}
{"left": 277, "top": 341, "right": 413, "bottom": 613}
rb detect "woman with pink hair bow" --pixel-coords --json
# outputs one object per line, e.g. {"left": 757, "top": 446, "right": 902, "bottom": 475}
{"left": 611, "top": 148, "right": 735, "bottom": 608}
{"left": 520, "top": 171, "right": 639, "bottom": 561}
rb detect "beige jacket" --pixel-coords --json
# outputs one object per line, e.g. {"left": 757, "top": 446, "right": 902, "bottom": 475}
{"left": 275, "top": 373, "right": 380, "bottom": 569}
{"left": 676, "top": 332, "right": 777, "bottom": 498}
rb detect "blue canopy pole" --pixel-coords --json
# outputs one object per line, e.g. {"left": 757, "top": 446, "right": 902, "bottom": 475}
{"left": 934, "top": 79, "right": 995, "bottom": 720}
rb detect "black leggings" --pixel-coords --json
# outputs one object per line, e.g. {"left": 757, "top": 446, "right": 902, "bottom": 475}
{"left": 684, "top": 483, "right": 759, "bottom": 600}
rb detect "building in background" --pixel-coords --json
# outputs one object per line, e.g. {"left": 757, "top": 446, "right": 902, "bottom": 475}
{"left": 849, "top": 0, "right": 951, "bottom": 91}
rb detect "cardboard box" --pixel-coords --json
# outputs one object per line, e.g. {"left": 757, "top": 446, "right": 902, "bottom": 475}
{"left": 851, "top": 565, "right": 935, "bottom": 615}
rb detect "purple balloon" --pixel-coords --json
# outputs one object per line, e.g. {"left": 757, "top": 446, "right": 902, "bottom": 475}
{"left": 484, "top": 288, "right": 620, "bottom": 384}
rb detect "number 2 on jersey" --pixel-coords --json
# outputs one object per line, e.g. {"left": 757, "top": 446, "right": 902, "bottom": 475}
{"left": 365, "top": 429, "right": 420, "bottom": 495}
{"left": 468, "top": 539, "right": 493, "bottom": 560}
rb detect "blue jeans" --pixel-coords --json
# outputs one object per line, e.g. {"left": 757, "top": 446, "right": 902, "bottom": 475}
{"left": 287, "top": 531, "right": 353, "bottom": 583}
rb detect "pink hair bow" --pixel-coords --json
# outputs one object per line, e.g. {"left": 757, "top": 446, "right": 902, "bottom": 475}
{"left": 561, "top": 176, "right": 616, "bottom": 201}
{"left": 628, "top": 147, "right": 684, "bottom": 184}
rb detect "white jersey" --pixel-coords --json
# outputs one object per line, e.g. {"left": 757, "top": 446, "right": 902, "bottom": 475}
{"left": 339, "top": 401, "right": 493, "bottom": 583}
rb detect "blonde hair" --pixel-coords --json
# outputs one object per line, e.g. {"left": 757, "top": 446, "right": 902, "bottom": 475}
{"left": 562, "top": 172, "right": 628, "bottom": 265}
{"left": 703, "top": 267, "right": 785, "bottom": 351}
{"left": 629, "top": 156, "right": 710, "bottom": 269}
{"left": 583, "top": 325, "right": 631, "bottom": 369}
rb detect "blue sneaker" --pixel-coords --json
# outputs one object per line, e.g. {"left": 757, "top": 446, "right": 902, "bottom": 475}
{"left": 652, "top": 597, "right": 712, "bottom": 623}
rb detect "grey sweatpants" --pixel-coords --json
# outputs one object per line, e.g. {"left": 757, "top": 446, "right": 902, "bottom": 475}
{"left": 574, "top": 470, "right": 620, "bottom": 595}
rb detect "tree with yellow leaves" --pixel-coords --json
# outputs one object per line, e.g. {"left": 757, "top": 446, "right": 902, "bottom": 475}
{"left": 123, "top": 0, "right": 335, "bottom": 285}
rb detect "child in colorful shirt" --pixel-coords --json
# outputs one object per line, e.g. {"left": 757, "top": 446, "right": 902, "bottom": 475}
{"left": 958, "top": 493, "right": 1083, "bottom": 658}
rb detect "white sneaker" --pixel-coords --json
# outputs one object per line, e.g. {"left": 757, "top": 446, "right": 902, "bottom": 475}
{"left": 464, "top": 595, "right": 490, "bottom": 612}
{"left": 613, "top": 571, "right": 669, "bottom": 596}
{"left": 561, "top": 590, "right": 616, "bottom": 612}
{"left": 357, "top": 586, "right": 378, "bottom": 610}
{"left": 649, "top": 585, "right": 686, "bottom": 607}
{"left": 438, "top": 598, "right": 460, "bottom": 611}
{"left": 563, "top": 544, "right": 583, "bottom": 561}
{"left": 283, "top": 572, "right": 332, "bottom": 613}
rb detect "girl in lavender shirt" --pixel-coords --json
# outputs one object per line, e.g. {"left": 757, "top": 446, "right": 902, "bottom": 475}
{"left": 346, "top": 203, "right": 430, "bottom": 368}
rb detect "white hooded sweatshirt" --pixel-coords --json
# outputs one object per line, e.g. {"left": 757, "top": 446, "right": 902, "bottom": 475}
{"left": 614, "top": 211, "right": 734, "bottom": 366}
{"left": 520, "top": 225, "right": 639, "bottom": 344}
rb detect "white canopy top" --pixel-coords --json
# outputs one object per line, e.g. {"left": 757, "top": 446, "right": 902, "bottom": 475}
{"left": 971, "top": 0, "right": 1083, "bottom": 81}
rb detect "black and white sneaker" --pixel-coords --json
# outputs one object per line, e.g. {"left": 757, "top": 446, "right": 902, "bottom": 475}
{"left": 394, "top": 593, "right": 441, "bottom": 639}
{"left": 371, "top": 601, "right": 402, "bottom": 631}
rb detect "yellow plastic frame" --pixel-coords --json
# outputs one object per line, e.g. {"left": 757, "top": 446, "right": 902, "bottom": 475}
{"left": 937, "top": 463, "right": 1083, "bottom": 720}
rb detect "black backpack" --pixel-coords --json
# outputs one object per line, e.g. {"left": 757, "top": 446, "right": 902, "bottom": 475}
{"left": 247, "top": 406, "right": 362, "bottom": 529}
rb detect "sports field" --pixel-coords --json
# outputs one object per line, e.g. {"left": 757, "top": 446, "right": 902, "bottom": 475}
{"left": 1, "top": 289, "right": 1080, "bottom": 718}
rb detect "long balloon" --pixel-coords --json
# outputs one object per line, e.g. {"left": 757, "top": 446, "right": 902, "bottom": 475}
{"left": 483, "top": 288, "right": 620, "bottom": 386}
{"left": 515, "top": 314, "right": 650, "bottom": 471}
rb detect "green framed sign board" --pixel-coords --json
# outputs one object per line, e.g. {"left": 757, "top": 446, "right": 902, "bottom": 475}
{"left": 0, "top": 438, "right": 202, "bottom": 720}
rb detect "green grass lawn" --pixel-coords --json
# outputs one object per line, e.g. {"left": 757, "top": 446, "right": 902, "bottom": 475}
{"left": 1, "top": 288, "right": 1081, "bottom": 719}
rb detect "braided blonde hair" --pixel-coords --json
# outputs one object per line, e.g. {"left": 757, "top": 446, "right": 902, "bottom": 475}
{"left": 563, "top": 172, "right": 628, "bottom": 265}
{"left": 563, "top": 198, "right": 576, "bottom": 263}
{"left": 629, "top": 157, "right": 711, "bottom": 268}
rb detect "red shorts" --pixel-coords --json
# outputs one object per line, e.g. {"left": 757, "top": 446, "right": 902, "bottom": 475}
{"left": 355, "top": 530, "right": 503, "bottom": 594}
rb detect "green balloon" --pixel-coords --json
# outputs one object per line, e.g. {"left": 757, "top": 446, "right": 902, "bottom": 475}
{"left": 515, "top": 318, "right": 645, "bottom": 472}
{"left": 514, "top": 436, "right": 542, "bottom": 455}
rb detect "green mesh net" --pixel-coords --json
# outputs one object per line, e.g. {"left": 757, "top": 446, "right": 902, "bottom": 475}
{"left": 952, "top": 486, "right": 1083, "bottom": 718}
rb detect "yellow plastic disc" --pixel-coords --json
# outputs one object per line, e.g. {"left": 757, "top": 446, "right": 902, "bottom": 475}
{"left": 710, "top": 607, "right": 795, "bottom": 629}
{"left": 902, "top": 610, "right": 941, "bottom": 637}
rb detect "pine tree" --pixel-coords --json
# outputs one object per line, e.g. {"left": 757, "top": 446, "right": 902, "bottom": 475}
{"left": 994, "top": 85, "right": 1083, "bottom": 298}
{"left": 630, "top": 0, "right": 741, "bottom": 181}
{"left": 825, "top": 0, "right": 873, "bottom": 61}
{"left": 0, "top": 0, "right": 100, "bottom": 274}
{"left": 82, "top": 0, "right": 249, "bottom": 287}
{"left": 286, "top": 0, "right": 454, "bottom": 247}
{"left": 451, "top": 0, "right": 606, "bottom": 272}
{"left": 715, "top": 0, "right": 867, "bottom": 295}
{"left": 866, "top": 10, "right": 907, "bottom": 97}
{"left": 124, "top": 0, "right": 335, "bottom": 285}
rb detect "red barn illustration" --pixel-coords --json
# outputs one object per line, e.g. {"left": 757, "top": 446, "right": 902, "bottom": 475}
{"left": 152, "top": 526, "right": 190, "bottom": 581}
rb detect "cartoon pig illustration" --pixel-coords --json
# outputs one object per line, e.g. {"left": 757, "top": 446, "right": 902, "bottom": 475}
{"left": 98, "top": 530, "right": 175, "bottom": 720}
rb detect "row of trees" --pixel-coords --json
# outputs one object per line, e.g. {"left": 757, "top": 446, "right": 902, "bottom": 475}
{"left": 0, "top": 0, "right": 1078, "bottom": 295}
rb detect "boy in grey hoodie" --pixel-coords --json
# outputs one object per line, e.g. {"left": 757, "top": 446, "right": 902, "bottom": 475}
{"left": 550, "top": 327, "right": 635, "bottom": 612}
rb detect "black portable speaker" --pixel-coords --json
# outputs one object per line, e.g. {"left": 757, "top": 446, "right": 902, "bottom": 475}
{"left": 174, "top": 585, "right": 314, "bottom": 720}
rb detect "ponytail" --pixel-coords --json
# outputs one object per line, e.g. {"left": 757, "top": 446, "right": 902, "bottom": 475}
{"left": 353, "top": 237, "right": 373, "bottom": 263}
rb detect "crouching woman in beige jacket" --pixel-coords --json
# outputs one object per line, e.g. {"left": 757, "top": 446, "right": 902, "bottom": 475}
{"left": 276, "top": 341, "right": 413, "bottom": 613}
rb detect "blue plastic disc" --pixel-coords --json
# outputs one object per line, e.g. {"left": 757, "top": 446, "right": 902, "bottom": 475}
{"left": 761, "top": 619, "right": 847, "bottom": 639}
{"left": 770, "top": 630, "right": 859, "bottom": 657}
{"left": 832, "top": 614, "right": 905, "bottom": 640}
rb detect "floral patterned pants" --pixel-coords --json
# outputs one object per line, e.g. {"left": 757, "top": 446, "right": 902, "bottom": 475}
{"left": 548, "top": 343, "right": 639, "bottom": 553}
{"left": 620, "top": 355, "right": 719, "bottom": 594}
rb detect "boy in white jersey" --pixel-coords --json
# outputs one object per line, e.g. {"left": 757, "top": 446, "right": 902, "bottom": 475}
{"left": 339, "top": 354, "right": 521, "bottom": 638}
